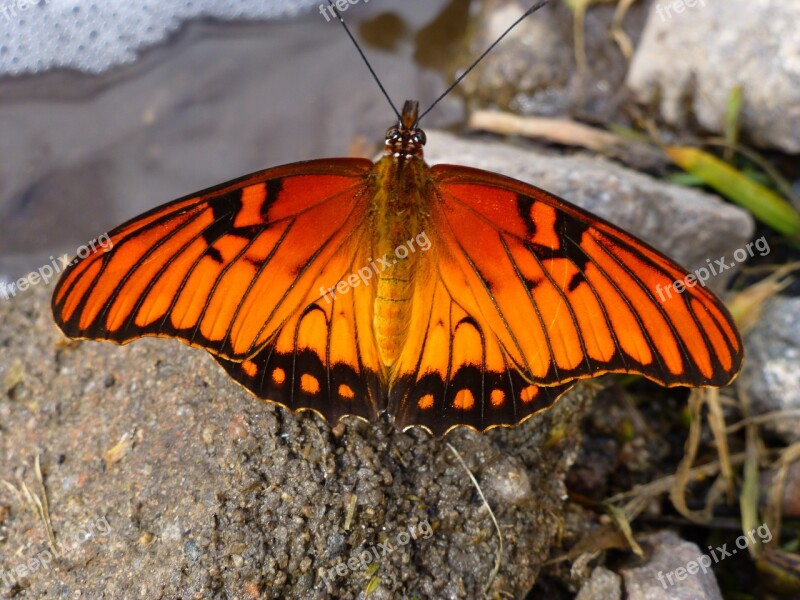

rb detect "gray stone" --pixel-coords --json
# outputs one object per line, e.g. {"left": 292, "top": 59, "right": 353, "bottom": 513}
{"left": 740, "top": 296, "right": 800, "bottom": 442}
{"left": 0, "top": 282, "right": 592, "bottom": 598}
{"left": 425, "top": 131, "right": 755, "bottom": 293}
{"left": 622, "top": 530, "right": 723, "bottom": 600}
{"left": 460, "top": 0, "right": 573, "bottom": 114}
{"left": 627, "top": 0, "right": 800, "bottom": 153}
{"left": 576, "top": 566, "right": 622, "bottom": 600}
{"left": 464, "top": 0, "right": 653, "bottom": 120}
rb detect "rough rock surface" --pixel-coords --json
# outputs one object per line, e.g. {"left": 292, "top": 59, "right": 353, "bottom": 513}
{"left": 627, "top": 0, "right": 800, "bottom": 153}
{"left": 575, "top": 566, "right": 622, "bottom": 600}
{"left": 739, "top": 296, "right": 800, "bottom": 442}
{"left": 621, "top": 530, "right": 723, "bottom": 600}
{"left": 461, "top": 0, "right": 574, "bottom": 114}
{"left": 425, "top": 131, "right": 755, "bottom": 293}
{"left": 464, "top": 0, "right": 652, "bottom": 118}
{"left": 0, "top": 283, "right": 591, "bottom": 598}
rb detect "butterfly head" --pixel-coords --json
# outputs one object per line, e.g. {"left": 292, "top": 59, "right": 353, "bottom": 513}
{"left": 384, "top": 100, "right": 426, "bottom": 160}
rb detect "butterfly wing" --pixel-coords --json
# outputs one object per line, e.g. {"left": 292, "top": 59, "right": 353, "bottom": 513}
{"left": 52, "top": 151, "right": 744, "bottom": 434}
{"left": 388, "top": 269, "right": 576, "bottom": 434}
{"left": 211, "top": 273, "right": 385, "bottom": 423}
{"left": 389, "top": 164, "right": 743, "bottom": 434}
{"left": 52, "top": 158, "right": 386, "bottom": 422}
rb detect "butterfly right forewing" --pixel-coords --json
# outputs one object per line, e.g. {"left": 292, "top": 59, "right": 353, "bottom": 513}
{"left": 53, "top": 158, "right": 376, "bottom": 363}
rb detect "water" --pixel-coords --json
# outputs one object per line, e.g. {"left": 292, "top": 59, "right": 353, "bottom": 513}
{"left": 0, "top": 0, "right": 464, "bottom": 285}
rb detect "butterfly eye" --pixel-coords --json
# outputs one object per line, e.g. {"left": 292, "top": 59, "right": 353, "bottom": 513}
{"left": 385, "top": 126, "right": 400, "bottom": 141}
{"left": 414, "top": 130, "right": 426, "bottom": 146}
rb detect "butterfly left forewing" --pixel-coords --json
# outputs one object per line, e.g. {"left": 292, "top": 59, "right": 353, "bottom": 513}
{"left": 53, "top": 157, "right": 390, "bottom": 425}
{"left": 427, "top": 163, "right": 742, "bottom": 389}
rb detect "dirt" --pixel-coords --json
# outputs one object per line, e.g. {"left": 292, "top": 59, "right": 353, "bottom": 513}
{"left": 0, "top": 283, "right": 593, "bottom": 598}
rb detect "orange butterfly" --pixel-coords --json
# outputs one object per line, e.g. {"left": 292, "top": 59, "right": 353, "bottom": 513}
{"left": 51, "top": 98, "right": 743, "bottom": 436}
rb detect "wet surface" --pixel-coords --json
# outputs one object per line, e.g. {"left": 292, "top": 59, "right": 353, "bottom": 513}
{"left": 0, "top": 0, "right": 463, "bottom": 283}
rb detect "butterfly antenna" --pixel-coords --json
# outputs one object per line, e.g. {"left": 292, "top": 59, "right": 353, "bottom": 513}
{"left": 326, "top": 0, "right": 402, "bottom": 122}
{"left": 417, "top": 0, "right": 549, "bottom": 124}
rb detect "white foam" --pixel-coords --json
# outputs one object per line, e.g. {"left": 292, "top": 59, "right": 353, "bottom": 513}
{"left": 0, "top": 0, "right": 319, "bottom": 75}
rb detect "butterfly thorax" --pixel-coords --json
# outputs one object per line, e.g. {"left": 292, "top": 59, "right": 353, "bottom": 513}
{"left": 371, "top": 101, "right": 432, "bottom": 367}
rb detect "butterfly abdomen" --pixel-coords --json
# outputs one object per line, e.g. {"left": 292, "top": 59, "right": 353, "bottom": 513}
{"left": 371, "top": 156, "right": 431, "bottom": 367}
{"left": 374, "top": 252, "right": 413, "bottom": 366}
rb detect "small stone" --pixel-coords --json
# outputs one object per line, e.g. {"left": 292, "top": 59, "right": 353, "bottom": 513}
{"left": 627, "top": 0, "right": 800, "bottom": 152}
{"left": 161, "top": 522, "right": 182, "bottom": 544}
{"left": 226, "top": 417, "right": 249, "bottom": 442}
{"left": 740, "top": 297, "right": 800, "bottom": 442}
{"left": 202, "top": 426, "right": 215, "bottom": 445}
{"left": 242, "top": 581, "right": 261, "bottom": 599}
{"left": 576, "top": 566, "right": 622, "bottom": 600}
{"left": 621, "top": 531, "right": 723, "bottom": 600}
{"left": 183, "top": 539, "right": 201, "bottom": 564}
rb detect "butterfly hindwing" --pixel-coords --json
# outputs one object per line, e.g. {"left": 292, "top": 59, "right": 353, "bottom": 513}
{"left": 211, "top": 245, "right": 386, "bottom": 423}
{"left": 388, "top": 274, "right": 575, "bottom": 433}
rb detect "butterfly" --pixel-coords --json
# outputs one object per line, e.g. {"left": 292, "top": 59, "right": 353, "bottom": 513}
{"left": 52, "top": 95, "right": 743, "bottom": 434}
{"left": 50, "top": 98, "right": 743, "bottom": 436}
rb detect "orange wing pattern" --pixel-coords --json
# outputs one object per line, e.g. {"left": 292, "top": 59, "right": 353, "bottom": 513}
{"left": 211, "top": 273, "right": 385, "bottom": 424}
{"left": 387, "top": 271, "right": 575, "bottom": 433}
{"left": 385, "top": 164, "right": 742, "bottom": 432}
{"left": 53, "top": 158, "right": 387, "bottom": 423}
{"left": 52, "top": 104, "right": 743, "bottom": 436}
{"left": 54, "top": 159, "right": 371, "bottom": 355}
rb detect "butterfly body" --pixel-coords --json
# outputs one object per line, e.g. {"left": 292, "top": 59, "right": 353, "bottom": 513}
{"left": 369, "top": 155, "right": 429, "bottom": 368}
{"left": 52, "top": 100, "right": 743, "bottom": 435}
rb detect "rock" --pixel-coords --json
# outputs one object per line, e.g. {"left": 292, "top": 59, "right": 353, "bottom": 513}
{"left": 425, "top": 131, "right": 755, "bottom": 293}
{"left": 627, "top": 0, "right": 800, "bottom": 153}
{"left": 0, "top": 283, "right": 592, "bottom": 598}
{"left": 576, "top": 566, "right": 622, "bottom": 600}
{"left": 740, "top": 296, "right": 800, "bottom": 442}
{"left": 464, "top": 0, "right": 653, "bottom": 119}
{"left": 621, "top": 530, "right": 723, "bottom": 600}
{"left": 461, "top": 0, "right": 573, "bottom": 114}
